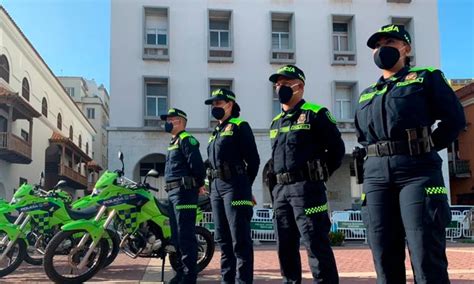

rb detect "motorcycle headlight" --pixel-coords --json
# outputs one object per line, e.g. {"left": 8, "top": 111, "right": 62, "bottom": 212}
{"left": 92, "top": 188, "right": 101, "bottom": 196}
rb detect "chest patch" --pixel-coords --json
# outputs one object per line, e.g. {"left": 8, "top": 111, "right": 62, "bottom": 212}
{"left": 297, "top": 113, "right": 306, "bottom": 124}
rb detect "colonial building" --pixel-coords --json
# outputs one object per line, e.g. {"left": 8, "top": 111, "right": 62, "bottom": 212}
{"left": 0, "top": 6, "right": 96, "bottom": 199}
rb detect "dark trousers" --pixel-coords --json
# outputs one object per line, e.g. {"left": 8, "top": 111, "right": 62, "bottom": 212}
{"left": 362, "top": 154, "right": 451, "bottom": 284}
{"left": 272, "top": 180, "right": 339, "bottom": 284}
{"left": 210, "top": 177, "right": 254, "bottom": 284}
{"left": 168, "top": 186, "right": 199, "bottom": 283}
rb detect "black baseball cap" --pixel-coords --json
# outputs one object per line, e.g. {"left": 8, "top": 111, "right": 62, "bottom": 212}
{"left": 269, "top": 65, "right": 306, "bottom": 84}
{"left": 367, "top": 24, "right": 412, "bottom": 49}
{"left": 205, "top": 88, "right": 236, "bottom": 104}
{"left": 160, "top": 108, "right": 187, "bottom": 121}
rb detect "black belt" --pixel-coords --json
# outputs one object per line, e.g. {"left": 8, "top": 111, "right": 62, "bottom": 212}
{"left": 165, "top": 180, "right": 183, "bottom": 192}
{"left": 208, "top": 165, "right": 246, "bottom": 180}
{"left": 366, "top": 138, "right": 432, "bottom": 157}
{"left": 276, "top": 171, "right": 306, "bottom": 185}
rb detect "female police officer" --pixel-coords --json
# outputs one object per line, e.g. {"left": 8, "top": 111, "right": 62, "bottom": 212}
{"left": 204, "top": 88, "right": 260, "bottom": 283}
{"left": 355, "top": 24, "right": 466, "bottom": 283}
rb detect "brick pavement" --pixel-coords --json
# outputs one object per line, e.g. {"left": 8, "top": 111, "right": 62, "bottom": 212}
{"left": 0, "top": 242, "right": 472, "bottom": 283}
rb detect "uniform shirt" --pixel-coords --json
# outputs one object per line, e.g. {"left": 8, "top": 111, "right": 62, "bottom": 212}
{"left": 207, "top": 117, "right": 260, "bottom": 185}
{"left": 270, "top": 99, "right": 345, "bottom": 175}
{"left": 355, "top": 66, "right": 466, "bottom": 150}
{"left": 164, "top": 130, "right": 206, "bottom": 186}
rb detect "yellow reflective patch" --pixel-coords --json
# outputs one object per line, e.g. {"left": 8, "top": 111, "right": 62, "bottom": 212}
{"left": 290, "top": 124, "right": 310, "bottom": 131}
{"left": 359, "top": 86, "right": 388, "bottom": 103}
{"left": 221, "top": 131, "right": 234, "bottom": 136}
{"left": 269, "top": 129, "right": 278, "bottom": 139}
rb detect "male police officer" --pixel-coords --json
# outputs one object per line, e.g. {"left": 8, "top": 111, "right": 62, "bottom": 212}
{"left": 268, "top": 65, "right": 345, "bottom": 283}
{"left": 161, "top": 108, "right": 206, "bottom": 284}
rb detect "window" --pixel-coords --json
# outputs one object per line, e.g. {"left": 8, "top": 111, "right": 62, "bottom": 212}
{"left": 57, "top": 113, "right": 62, "bottom": 130}
{"left": 78, "top": 135, "right": 82, "bottom": 149}
{"left": 208, "top": 10, "right": 233, "bottom": 62}
{"left": 87, "top": 108, "right": 95, "bottom": 119}
{"left": 332, "top": 15, "right": 356, "bottom": 65}
{"left": 391, "top": 16, "right": 415, "bottom": 65}
{"left": 144, "top": 77, "right": 168, "bottom": 127}
{"left": 69, "top": 126, "right": 73, "bottom": 141}
{"left": 65, "top": 87, "right": 75, "bottom": 97}
{"left": 332, "top": 81, "right": 358, "bottom": 130}
{"left": 86, "top": 142, "right": 89, "bottom": 155}
{"left": 209, "top": 79, "right": 233, "bottom": 128}
{"left": 0, "top": 55, "right": 9, "bottom": 83}
{"left": 21, "top": 129, "right": 29, "bottom": 142}
{"left": 143, "top": 7, "right": 169, "bottom": 60}
{"left": 270, "top": 13, "right": 295, "bottom": 63}
{"left": 0, "top": 116, "right": 7, "bottom": 132}
{"left": 22, "top": 78, "right": 30, "bottom": 101}
{"left": 41, "top": 97, "right": 48, "bottom": 117}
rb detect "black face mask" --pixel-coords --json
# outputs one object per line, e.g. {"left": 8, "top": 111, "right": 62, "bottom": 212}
{"left": 373, "top": 46, "right": 400, "bottom": 70}
{"left": 164, "top": 122, "right": 173, "bottom": 133}
{"left": 277, "top": 85, "right": 294, "bottom": 104}
{"left": 211, "top": 107, "right": 225, "bottom": 120}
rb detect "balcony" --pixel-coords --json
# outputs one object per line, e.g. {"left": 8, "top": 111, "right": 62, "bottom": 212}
{"left": 59, "top": 164, "right": 88, "bottom": 188}
{"left": 0, "top": 132, "right": 32, "bottom": 163}
{"left": 449, "top": 160, "right": 471, "bottom": 178}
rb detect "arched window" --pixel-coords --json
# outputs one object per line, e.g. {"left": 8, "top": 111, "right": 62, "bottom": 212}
{"left": 69, "top": 125, "right": 73, "bottom": 141}
{"left": 57, "top": 113, "right": 62, "bottom": 130}
{"left": 0, "top": 55, "right": 9, "bottom": 83}
{"left": 22, "top": 78, "right": 30, "bottom": 101}
{"left": 78, "top": 135, "right": 82, "bottom": 149}
{"left": 41, "top": 98, "right": 48, "bottom": 117}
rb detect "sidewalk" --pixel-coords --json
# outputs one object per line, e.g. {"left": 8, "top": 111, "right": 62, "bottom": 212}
{"left": 1, "top": 242, "right": 473, "bottom": 283}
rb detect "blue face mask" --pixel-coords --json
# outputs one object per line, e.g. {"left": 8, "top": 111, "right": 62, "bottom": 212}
{"left": 164, "top": 122, "right": 173, "bottom": 133}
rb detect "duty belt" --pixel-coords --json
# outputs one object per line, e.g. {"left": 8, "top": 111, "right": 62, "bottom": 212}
{"left": 366, "top": 138, "right": 432, "bottom": 157}
{"left": 208, "top": 164, "right": 246, "bottom": 180}
{"left": 276, "top": 171, "right": 306, "bottom": 185}
{"left": 165, "top": 176, "right": 197, "bottom": 192}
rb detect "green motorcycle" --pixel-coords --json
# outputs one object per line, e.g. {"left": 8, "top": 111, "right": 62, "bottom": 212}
{"left": 0, "top": 180, "right": 119, "bottom": 277}
{"left": 43, "top": 152, "right": 215, "bottom": 283}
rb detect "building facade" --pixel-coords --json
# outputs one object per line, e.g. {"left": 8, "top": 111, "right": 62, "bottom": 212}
{"left": 109, "top": 0, "right": 450, "bottom": 208}
{"left": 58, "top": 77, "right": 110, "bottom": 171}
{"left": 0, "top": 6, "right": 96, "bottom": 200}
{"left": 449, "top": 82, "right": 474, "bottom": 205}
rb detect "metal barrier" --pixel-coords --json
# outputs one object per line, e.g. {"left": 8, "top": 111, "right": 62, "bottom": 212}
{"left": 200, "top": 208, "right": 474, "bottom": 243}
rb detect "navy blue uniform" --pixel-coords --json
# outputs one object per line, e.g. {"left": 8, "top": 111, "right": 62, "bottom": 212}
{"left": 355, "top": 66, "right": 466, "bottom": 283}
{"left": 165, "top": 130, "right": 206, "bottom": 283}
{"left": 270, "top": 99, "right": 344, "bottom": 283}
{"left": 208, "top": 117, "right": 260, "bottom": 284}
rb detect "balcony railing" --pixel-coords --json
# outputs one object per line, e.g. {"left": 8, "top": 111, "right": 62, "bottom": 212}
{"left": 59, "top": 164, "right": 88, "bottom": 187}
{"left": 0, "top": 132, "right": 32, "bottom": 164}
{"left": 449, "top": 160, "right": 471, "bottom": 178}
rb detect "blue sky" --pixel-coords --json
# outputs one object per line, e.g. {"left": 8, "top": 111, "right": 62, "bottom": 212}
{"left": 0, "top": 0, "right": 473, "bottom": 92}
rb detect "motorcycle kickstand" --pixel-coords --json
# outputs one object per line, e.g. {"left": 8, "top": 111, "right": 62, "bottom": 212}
{"left": 161, "top": 253, "right": 166, "bottom": 282}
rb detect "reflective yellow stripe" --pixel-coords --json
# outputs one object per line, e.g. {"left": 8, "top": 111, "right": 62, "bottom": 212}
{"left": 425, "top": 187, "right": 447, "bottom": 195}
{"left": 176, "top": 204, "right": 197, "bottom": 210}
{"left": 270, "top": 129, "right": 278, "bottom": 139}
{"left": 231, "top": 200, "right": 253, "bottom": 207}
{"left": 269, "top": 124, "right": 310, "bottom": 138}
{"left": 208, "top": 135, "right": 216, "bottom": 143}
{"left": 167, "top": 145, "right": 179, "bottom": 151}
{"left": 305, "top": 203, "right": 328, "bottom": 215}
{"left": 221, "top": 131, "right": 234, "bottom": 136}
{"left": 359, "top": 86, "right": 388, "bottom": 103}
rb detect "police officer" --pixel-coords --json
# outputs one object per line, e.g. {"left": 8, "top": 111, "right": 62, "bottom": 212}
{"left": 161, "top": 108, "right": 206, "bottom": 284}
{"left": 268, "top": 65, "right": 344, "bottom": 283}
{"left": 205, "top": 88, "right": 260, "bottom": 284}
{"left": 355, "top": 25, "right": 466, "bottom": 283}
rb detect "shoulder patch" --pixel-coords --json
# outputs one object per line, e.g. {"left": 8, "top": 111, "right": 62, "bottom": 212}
{"left": 229, "top": 118, "right": 245, "bottom": 126}
{"left": 188, "top": 137, "right": 198, "bottom": 146}
{"left": 325, "top": 111, "right": 337, "bottom": 124}
{"left": 301, "top": 102, "right": 324, "bottom": 114}
{"left": 409, "top": 66, "right": 438, "bottom": 73}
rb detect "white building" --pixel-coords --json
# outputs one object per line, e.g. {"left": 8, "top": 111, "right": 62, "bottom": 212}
{"left": 0, "top": 6, "right": 96, "bottom": 199}
{"left": 109, "top": 0, "right": 449, "bottom": 207}
{"left": 58, "top": 77, "right": 110, "bottom": 171}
